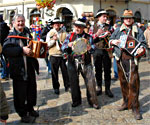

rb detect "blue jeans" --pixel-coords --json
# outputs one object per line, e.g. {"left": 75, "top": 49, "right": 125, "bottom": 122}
{"left": 45, "top": 53, "right": 51, "bottom": 73}
{"left": 113, "top": 57, "right": 118, "bottom": 78}
{"left": 47, "top": 60, "right": 51, "bottom": 73}
{"left": 1, "top": 55, "right": 9, "bottom": 79}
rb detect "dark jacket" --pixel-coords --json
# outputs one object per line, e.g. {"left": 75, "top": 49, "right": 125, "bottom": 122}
{"left": 0, "top": 21, "right": 10, "bottom": 46}
{"left": 40, "top": 25, "right": 51, "bottom": 41}
{"left": 2, "top": 27, "right": 39, "bottom": 80}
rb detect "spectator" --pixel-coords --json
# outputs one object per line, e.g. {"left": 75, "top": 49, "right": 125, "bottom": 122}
{"left": 144, "top": 22, "right": 150, "bottom": 63}
{"left": 111, "top": 19, "right": 121, "bottom": 81}
{"left": 0, "top": 14, "right": 10, "bottom": 80}
{"left": 0, "top": 42, "right": 9, "bottom": 123}
{"left": 137, "top": 22, "right": 146, "bottom": 32}
{"left": 40, "top": 19, "right": 52, "bottom": 74}
{"left": 0, "top": 82, "right": 9, "bottom": 124}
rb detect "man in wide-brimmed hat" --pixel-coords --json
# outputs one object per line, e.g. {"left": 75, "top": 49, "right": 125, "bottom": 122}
{"left": 89, "top": 9, "right": 114, "bottom": 98}
{"left": 51, "top": 17, "right": 62, "bottom": 24}
{"left": 109, "top": 9, "right": 146, "bottom": 120}
{"left": 46, "top": 17, "right": 70, "bottom": 95}
{"left": 61, "top": 18, "right": 99, "bottom": 109}
{"left": 73, "top": 18, "right": 87, "bottom": 28}
{"left": 121, "top": 9, "right": 135, "bottom": 18}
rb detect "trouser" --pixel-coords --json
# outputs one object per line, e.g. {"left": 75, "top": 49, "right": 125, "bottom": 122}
{"left": 67, "top": 53, "right": 98, "bottom": 106}
{"left": 147, "top": 48, "right": 150, "bottom": 61}
{"left": 117, "top": 52, "right": 140, "bottom": 111}
{"left": 13, "top": 79, "right": 37, "bottom": 117}
{"left": 50, "top": 56, "right": 69, "bottom": 90}
{"left": 93, "top": 52, "right": 111, "bottom": 90}
{"left": 45, "top": 53, "right": 51, "bottom": 72}
{"left": 67, "top": 55, "right": 81, "bottom": 104}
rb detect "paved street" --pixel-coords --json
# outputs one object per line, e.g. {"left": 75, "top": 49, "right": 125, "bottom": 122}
{"left": 1, "top": 57, "right": 150, "bottom": 125}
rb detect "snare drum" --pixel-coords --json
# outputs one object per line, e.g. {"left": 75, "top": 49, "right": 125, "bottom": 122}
{"left": 72, "top": 38, "right": 88, "bottom": 55}
{"left": 29, "top": 40, "right": 48, "bottom": 58}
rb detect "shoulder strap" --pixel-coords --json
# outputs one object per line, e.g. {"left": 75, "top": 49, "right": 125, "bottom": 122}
{"left": 7, "top": 35, "right": 31, "bottom": 40}
{"left": 69, "top": 32, "right": 75, "bottom": 42}
{"left": 93, "top": 23, "right": 98, "bottom": 34}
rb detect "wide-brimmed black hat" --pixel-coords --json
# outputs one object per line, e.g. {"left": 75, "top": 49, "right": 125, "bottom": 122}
{"left": 73, "top": 18, "right": 86, "bottom": 28}
{"left": 51, "top": 17, "right": 62, "bottom": 24}
{"left": 95, "top": 9, "right": 108, "bottom": 18}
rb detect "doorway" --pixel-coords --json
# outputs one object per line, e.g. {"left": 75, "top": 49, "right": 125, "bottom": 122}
{"left": 57, "top": 7, "right": 73, "bottom": 32}
{"left": 10, "top": 10, "right": 15, "bottom": 24}
{"left": 106, "top": 9, "right": 116, "bottom": 26}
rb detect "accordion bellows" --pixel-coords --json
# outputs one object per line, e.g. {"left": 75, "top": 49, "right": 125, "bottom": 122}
{"left": 29, "top": 40, "right": 47, "bottom": 58}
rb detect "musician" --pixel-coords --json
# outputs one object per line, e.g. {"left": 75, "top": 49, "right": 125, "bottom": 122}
{"left": 2, "top": 14, "right": 39, "bottom": 123}
{"left": 46, "top": 17, "right": 70, "bottom": 94}
{"left": 89, "top": 9, "right": 113, "bottom": 97}
{"left": 61, "top": 18, "right": 99, "bottom": 109}
{"left": 109, "top": 10, "right": 146, "bottom": 120}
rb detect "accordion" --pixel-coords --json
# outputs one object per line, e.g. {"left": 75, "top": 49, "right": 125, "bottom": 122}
{"left": 29, "top": 40, "right": 48, "bottom": 58}
{"left": 118, "top": 35, "right": 145, "bottom": 58}
{"left": 94, "top": 32, "right": 110, "bottom": 49}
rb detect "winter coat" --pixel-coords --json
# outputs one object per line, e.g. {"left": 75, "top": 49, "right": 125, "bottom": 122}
{"left": 2, "top": 27, "right": 39, "bottom": 80}
{"left": 109, "top": 23, "right": 146, "bottom": 60}
{"left": 0, "top": 21, "right": 10, "bottom": 46}
{"left": 40, "top": 25, "right": 51, "bottom": 41}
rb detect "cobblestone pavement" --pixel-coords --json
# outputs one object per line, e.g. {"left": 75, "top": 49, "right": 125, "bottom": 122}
{"left": 1, "top": 58, "right": 150, "bottom": 125}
